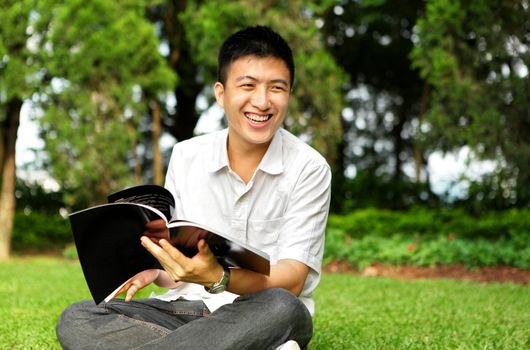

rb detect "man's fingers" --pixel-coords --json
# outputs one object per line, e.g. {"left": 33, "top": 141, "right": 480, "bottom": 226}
{"left": 141, "top": 236, "right": 170, "bottom": 257}
{"left": 141, "top": 236, "right": 178, "bottom": 267}
{"left": 197, "top": 239, "right": 211, "bottom": 255}
{"left": 125, "top": 282, "right": 140, "bottom": 302}
{"left": 141, "top": 236, "right": 190, "bottom": 279}
{"left": 158, "top": 238, "right": 186, "bottom": 262}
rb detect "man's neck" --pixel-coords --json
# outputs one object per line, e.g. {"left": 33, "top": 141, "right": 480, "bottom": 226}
{"left": 227, "top": 137, "right": 270, "bottom": 184}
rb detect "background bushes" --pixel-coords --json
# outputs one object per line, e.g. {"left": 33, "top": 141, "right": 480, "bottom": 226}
{"left": 327, "top": 208, "right": 530, "bottom": 240}
{"left": 12, "top": 211, "right": 71, "bottom": 251}
{"left": 11, "top": 207, "right": 530, "bottom": 269}
{"left": 325, "top": 208, "right": 530, "bottom": 269}
{"left": 323, "top": 229, "right": 530, "bottom": 269}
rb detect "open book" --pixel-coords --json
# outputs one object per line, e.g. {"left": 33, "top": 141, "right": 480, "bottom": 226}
{"left": 69, "top": 184, "right": 270, "bottom": 304}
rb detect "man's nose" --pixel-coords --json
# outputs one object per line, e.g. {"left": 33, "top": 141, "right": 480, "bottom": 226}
{"left": 251, "top": 87, "right": 271, "bottom": 110}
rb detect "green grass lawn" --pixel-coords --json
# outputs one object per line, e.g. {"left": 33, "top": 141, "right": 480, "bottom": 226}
{"left": 1, "top": 256, "right": 529, "bottom": 349}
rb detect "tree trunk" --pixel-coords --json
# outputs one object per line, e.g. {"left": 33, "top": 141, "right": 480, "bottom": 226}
{"left": 151, "top": 101, "right": 163, "bottom": 185}
{"left": 161, "top": 0, "right": 201, "bottom": 142}
{"left": 0, "top": 98, "right": 22, "bottom": 260}
{"left": 0, "top": 123, "right": 4, "bottom": 177}
{"left": 127, "top": 121, "right": 142, "bottom": 184}
{"left": 393, "top": 106, "right": 407, "bottom": 185}
{"left": 415, "top": 84, "right": 430, "bottom": 183}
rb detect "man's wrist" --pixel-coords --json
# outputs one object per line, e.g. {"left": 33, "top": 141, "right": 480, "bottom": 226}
{"left": 206, "top": 265, "right": 224, "bottom": 288}
{"left": 205, "top": 266, "right": 231, "bottom": 294}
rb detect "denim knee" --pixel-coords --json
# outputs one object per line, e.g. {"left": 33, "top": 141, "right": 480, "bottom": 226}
{"left": 260, "top": 288, "right": 313, "bottom": 346}
{"left": 260, "top": 289, "right": 311, "bottom": 324}
{"left": 56, "top": 300, "right": 98, "bottom": 345}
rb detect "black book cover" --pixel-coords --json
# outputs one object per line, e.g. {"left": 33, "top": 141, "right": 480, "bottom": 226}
{"left": 69, "top": 185, "right": 270, "bottom": 304}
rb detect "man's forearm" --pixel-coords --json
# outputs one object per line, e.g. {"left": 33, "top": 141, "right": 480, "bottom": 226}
{"left": 227, "top": 259, "right": 309, "bottom": 296}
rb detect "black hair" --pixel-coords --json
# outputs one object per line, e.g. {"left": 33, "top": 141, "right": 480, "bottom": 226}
{"left": 217, "top": 25, "right": 295, "bottom": 88}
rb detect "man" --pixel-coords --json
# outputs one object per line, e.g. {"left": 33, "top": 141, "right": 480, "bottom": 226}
{"left": 57, "top": 25, "right": 331, "bottom": 350}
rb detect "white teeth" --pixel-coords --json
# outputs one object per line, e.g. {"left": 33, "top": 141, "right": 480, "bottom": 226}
{"left": 245, "top": 113, "right": 271, "bottom": 122}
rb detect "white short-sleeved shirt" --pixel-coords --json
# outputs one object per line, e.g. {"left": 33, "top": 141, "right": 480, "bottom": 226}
{"left": 153, "top": 128, "right": 331, "bottom": 315}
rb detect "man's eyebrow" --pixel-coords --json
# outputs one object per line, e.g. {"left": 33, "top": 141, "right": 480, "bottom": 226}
{"left": 235, "top": 75, "right": 289, "bottom": 87}
{"left": 235, "top": 75, "right": 258, "bottom": 82}
{"left": 270, "top": 79, "right": 289, "bottom": 87}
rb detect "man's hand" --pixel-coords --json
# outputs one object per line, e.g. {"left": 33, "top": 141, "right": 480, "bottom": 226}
{"left": 140, "top": 236, "right": 223, "bottom": 288}
{"left": 115, "top": 269, "right": 160, "bottom": 302}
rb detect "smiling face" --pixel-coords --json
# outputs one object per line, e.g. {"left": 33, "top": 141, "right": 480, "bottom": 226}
{"left": 214, "top": 55, "right": 291, "bottom": 153}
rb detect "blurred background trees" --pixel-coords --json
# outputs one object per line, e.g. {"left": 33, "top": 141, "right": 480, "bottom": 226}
{"left": 1, "top": 0, "right": 39, "bottom": 259}
{"left": 411, "top": 0, "right": 530, "bottom": 210}
{"left": 1, "top": 0, "right": 529, "bottom": 258}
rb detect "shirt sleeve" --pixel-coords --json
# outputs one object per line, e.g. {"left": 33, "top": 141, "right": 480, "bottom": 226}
{"left": 276, "top": 162, "right": 332, "bottom": 275}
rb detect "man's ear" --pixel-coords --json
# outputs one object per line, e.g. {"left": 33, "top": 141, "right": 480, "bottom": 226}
{"left": 214, "top": 82, "right": 225, "bottom": 108}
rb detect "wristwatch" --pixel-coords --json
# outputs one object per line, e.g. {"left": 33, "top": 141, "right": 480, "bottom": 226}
{"left": 205, "top": 266, "right": 231, "bottom": 294}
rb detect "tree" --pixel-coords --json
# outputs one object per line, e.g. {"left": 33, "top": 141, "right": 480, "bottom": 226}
{"left": 22, "top": 0, "right": 345, "bottom": 212}
{"left": 411, "top": 0, "right": 530, "bottom": 209}
{"left": 36, "top": 0, "right": 175, "bottom": 207}
{"left": 0, "top": 0, "right": 346, "bottom": 216}
{"left": 321, "top": 0, "right": 431, "bottom": 211}
{"left": 0, "top": 0, "right": 40, "bottom": 259}
{"left": 145, "top": 0, "right": 203, "bottom": 144}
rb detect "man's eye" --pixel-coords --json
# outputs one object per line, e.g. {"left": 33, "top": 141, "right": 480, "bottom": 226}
{"left": 271, "top": 86, "right": 286, "bottom": 91}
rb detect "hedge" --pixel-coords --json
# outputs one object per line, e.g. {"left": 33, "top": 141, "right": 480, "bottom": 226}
{"left": 323, "top": 228, "right": 530, "bottom": 269}
{"left": 325, "top": 208, "right": 530, "bottom": 269}
{"left": 9, "top": 208, "right": 530, "bottom": 269}
{"left": 12, "top": 210, "right": 71, "bottom": 251}
{"left": 327, "top": 207, "right": 530, "bottom": 240}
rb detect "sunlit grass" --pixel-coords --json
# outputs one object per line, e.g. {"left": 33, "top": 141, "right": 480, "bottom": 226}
{"left": 1, "top": 256, "right": 528, "bottom": 349}
{"left": 312, "top": 274, "right": 530, "bottom": 349}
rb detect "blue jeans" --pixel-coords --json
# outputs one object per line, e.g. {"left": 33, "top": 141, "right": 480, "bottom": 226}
{"left": 56, "top": 288, "right": 312, "bottom": 349}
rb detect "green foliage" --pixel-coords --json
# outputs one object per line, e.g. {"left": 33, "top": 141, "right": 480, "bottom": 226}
{"left": 332, "top": 169, "right": 440, "bottom": 212}
{"left": 324, "top": 229, "right": 530, "bottom": 269}
{"left": 1, "top": 257, "right": 529, "bottom": 349}
{"left": 411, "top": 0, "right": 530, "bottom": 207}
{"left": 322, "top": 0, "right": 429, "bottom": 211}
{"left": 15, "top": 178, "right": 66, "bottom": 214}
{"left": 11, "top": 211, "right": 71, "bottom": 251}
{"left": 61, "top": 243, "right": 78, "bottom": 259}
{"left": 36, "top": 0, "right": 176, "bottom": 206}
{"left": 328, "top": 207, "right": 530, "bottom": 239}
{"left": 0, "top": 0, "right": 38, "bottom": 102}
{"left": 325, "top": 208, "right": 530, "bottom": 269}
{"left": 11, "top": 207, "right": 530, "bottom": 269}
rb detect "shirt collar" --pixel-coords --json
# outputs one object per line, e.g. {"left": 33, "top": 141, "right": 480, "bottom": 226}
{"left": 257, "top": 129, "right": 283, "bottom": 175}
{"left": 206, "top": 129, "right": 230, "bottom": 173}
{"left": 206, "top": 128, "right": 284, "bottom": 175}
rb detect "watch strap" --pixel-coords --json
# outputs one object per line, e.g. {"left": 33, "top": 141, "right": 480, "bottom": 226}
{"left": 205, "top": 266, "right": 230, "bottom": 294}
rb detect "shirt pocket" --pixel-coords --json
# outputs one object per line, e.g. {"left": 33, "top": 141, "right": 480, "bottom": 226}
{"left": 247, "top": 217, "right": 282, "bottom": 256}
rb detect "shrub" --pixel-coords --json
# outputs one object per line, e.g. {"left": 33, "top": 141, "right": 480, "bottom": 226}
{"left": 327, "top": 208, "right": 530, "bottom": 240}
{"left": 324, "top": 208, "right": 530, "bottom": 269}
{"left": 12, "top": 210, "right": 72, "bottom": 251}
{"left": 323, "top": 232, "right": 530, "bottom": 269}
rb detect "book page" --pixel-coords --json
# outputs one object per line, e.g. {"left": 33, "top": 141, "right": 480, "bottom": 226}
{"left": 108, "top": 185, "right": 175, "bottom": 221}
{"left": 166, "top": 221, "right": 270, "bottom": 275}
{"left": 104, "top": 279, "right": 131, "bottom": 303}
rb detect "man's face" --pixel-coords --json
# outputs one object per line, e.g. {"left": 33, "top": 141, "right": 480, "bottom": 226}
{"left": 214, "top": 55, "right": 291, "bottom": 151}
